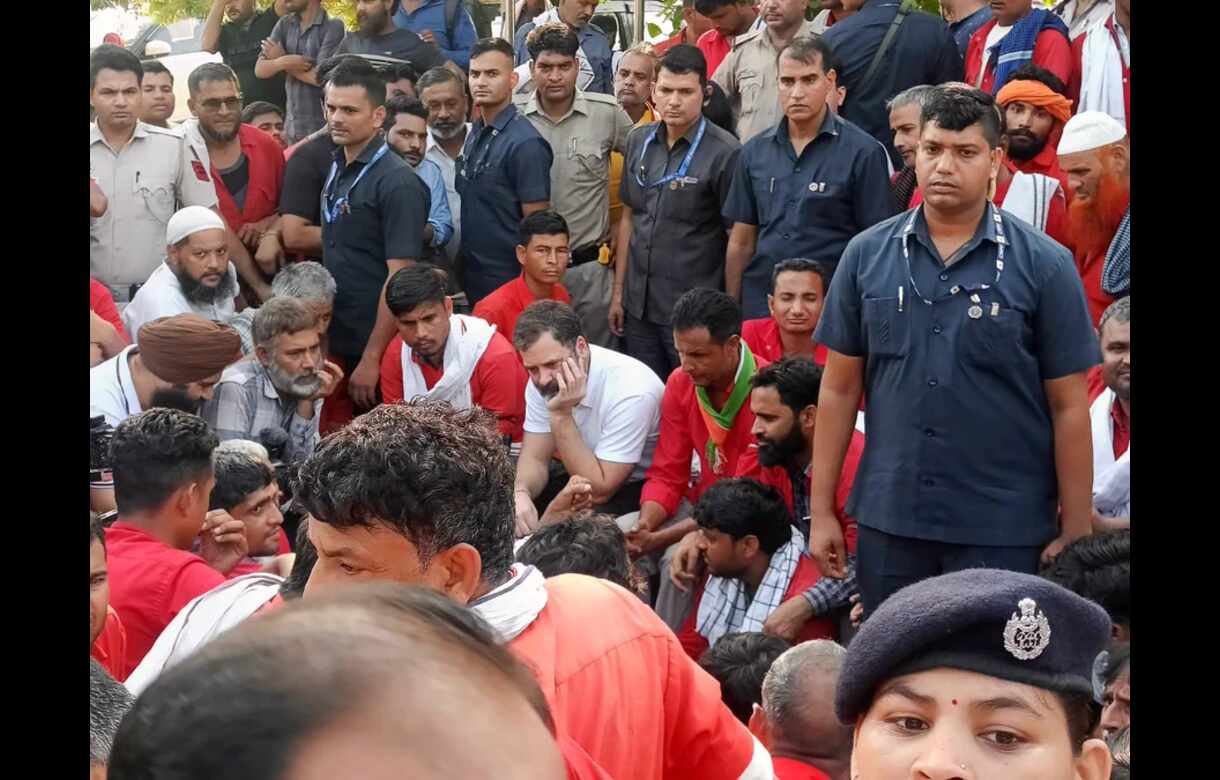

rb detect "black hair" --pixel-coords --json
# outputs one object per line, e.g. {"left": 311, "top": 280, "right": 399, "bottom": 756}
{"left": 1058, "top": 690, "right": 1102, "bottom": 753}
{"left": 107, "top": 584, "right": 554, "bottom": 779}
{"left": 778, "top": 35, "right": 838, "bottom": 77}
{"left": 702, "top": 80, "right": 735, "bottom": 134}
{"left": 699, "top": 632, "right": 791, "bottom": 724}
{"left": 417, "top": 65, "right": 466, "bottom": 94}
{"left": 470, "top": 37, "right": 517, "bottom": 64}
{"left": 751, "top": 356, "right": 823, "bottom": 414}
{"left": 1099, "top": 295, "right": 1130, "bottom": 334}
{"left": 1039, "top": 529, "right": 1131, "bottom": 627}
{"left": 383, "top": 94, "right": 430, "bottom": 130}
{"left": 140, "top": 59, "right": 173, "bottom": 82}
{"left": 295, "top": 402, "right": 516, "bottom": 584}
{"left": 770, "top": 257, "right": 833, "bottom": 294}
{"left": 111, "top": 409, "right": 218, "bottom": 515}
{"left": 280, "top": 518, "right": 317, "bottom": 600}
{"left": 526, "top": 21, "right": 580, "bottom": 61}
{"left": 694, "top": 478, "right": 792, "bottom": 555}
{"left": 91, "top": 511, "right": 106, "bottom": 550}
{"left": 513, "top": 299, "right": 584, "bottom": 352}
{"left": 187, "top": 62, "right": 239, "bottom": 96}
{"left": 694, "top": 0, "right": 738, "bottom": 15}
{"left": 386, "top": 60, "right": 420, "bottom": 84}
{"left": 241, "top": 100, "right": 283, "bottom": 124}
{"left": 385, "top": 264, "right": 448, "bottom": 316}
{"left": 91, "top": 44, "right": 143, "bottom": 89}
{"left": 515, "top": 514, "right": 635, "bottom": 590}
{"left": 317, "top": 54, "right": 360, "bottom": 88}
{"left": 921, "top": 86, "right": 1002, "bottom": 149}
{"left": 209, "top": 449, "right": 275, "bottom": 513}
{"left": 91, "top": 658, "right": 134, "bottom": 767}
{"left": 1007, "top": 62, "right": 1068, "bottom": 97}
{"left": 671, "top": 287, "right": 742, "bottom": 344}
{"left": 519, "top": 209, "right": 570, "bottom": 247}
{"left": 659, "top": 43, "right": 708, "bottom": 88}
{"left": 326, "top": 56, "right": 387, "bottom": 108}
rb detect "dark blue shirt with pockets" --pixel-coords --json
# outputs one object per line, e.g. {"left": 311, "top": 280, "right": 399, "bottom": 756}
{"left": 723, "top": 112, "right": 896, "bottom": 318}
{"left": 815, "top": 205, "right": 1100, "bottom": 547}
{"left": 456, "top": 103, "right": 553, "bottom": 304}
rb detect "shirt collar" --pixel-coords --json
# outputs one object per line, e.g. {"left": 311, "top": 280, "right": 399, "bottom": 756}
{"left": 332, "top": 133, "right": 387, "bottom": 167}
{"left": 119, "top": 345, "right": 143, "bottom": 417}
{"left": 904, "top": 203, "right": 1003, "bottom": 265}
{"left": 295, "top": 7, "right": 329, "bottom": 31}
{"left": 522, "top": 90, "right": 589, "bottom": 123}
{"left": 426, "top": 123, "right": 471, "bottom": 156}
{"left": 90, "top": 121, "right": 146, "bottom": 148}
{"left": 1110, "top": 393, "right": 1129, "bottom": 431}
{"left": 774, "top": 109, "right": 840, "bottom": 146}
{"left": 479, "top": 102, "right": 519, "bottom": 133}
{"left": 657, "top": 117, "right": 703, "bottom": 147}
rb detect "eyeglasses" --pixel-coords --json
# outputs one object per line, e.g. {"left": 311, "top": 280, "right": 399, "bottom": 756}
{"left": 199, "top": 96, "right": 243, "bottom": 112}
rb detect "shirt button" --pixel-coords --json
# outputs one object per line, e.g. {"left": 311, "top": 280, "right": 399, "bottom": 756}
{"left": 922, "top": 478, "right": 935, "bottom": 487}
{"left": 783, "top": 233, "right": 791, "bottom": 239}
{"left": 932, "top": 325, "right": 943, "bottom": 334}
{"left": 924, "top": 428, "right": 935, "bottom": 437}
{"left": 939, "top": 272, "right": 949, "bottom": 281}
{"left": 794, "top": 166, "right": 801, "bottom": 173}
{"left": 927, "top": 378, "right": 938, "bottom": 387}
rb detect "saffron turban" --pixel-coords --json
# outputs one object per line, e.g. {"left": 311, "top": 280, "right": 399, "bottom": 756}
{"left": 995, "top": 80, "right": 1074, "bottom": 125}
{"left": 139, "top": 314, "right": 242, "bottom": 384}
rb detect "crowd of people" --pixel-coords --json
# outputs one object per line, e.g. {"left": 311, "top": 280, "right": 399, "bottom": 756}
{"left": 89, "top": 0, "right": 1132, "bottom": 777}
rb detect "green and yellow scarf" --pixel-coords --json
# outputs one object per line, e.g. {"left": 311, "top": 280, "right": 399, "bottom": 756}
{"left": 695, "top": 343, "right": 757, "bottom": 475}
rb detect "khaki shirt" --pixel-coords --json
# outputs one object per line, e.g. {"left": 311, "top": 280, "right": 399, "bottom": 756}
{"left": 515, "top": 90, "right": 634, "bottom": 249}
{"left": 90, "top": 122, "right": 219, "bottom": 288}
{"left": 713, "top": 20, "right": 816, "bottom": 143}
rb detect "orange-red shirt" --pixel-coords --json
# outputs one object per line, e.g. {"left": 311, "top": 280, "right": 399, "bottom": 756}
{"left": 1075, "top": 244, "right": 1120, "bottom": 327}
{"left": 965, "top": 19, "right": 1073, "bottom": 95}
{"left": 677, "top": 553, "right": 836, "bottom": 661}
{"left": 212, "top": 123, "right": 286, "bottom": 232}
{"left": 773, "top": 757, "right": 832, "bottom": 780}
{"left": 104, "top": 522, "right": 228, "bottom": 672}
{"left": 641, "top": 357, "right": 772, "bottom": 516}
{"left": 741, "top": 317, "right": 828, "bottom": 366}
{"left": 91, "top": 606, "right": 130, "bottom": 682}
{"left": 379, "top": 327, "right": 528, "bottom": 441}
{"left": 472, "top": 274, "right": 571, "bottom": 347}
{"left": 1068, "top": 15, "right": 1130, "bottom": 136}
{"left": 510, "top": 574, "right": 759, "bottom": 780}
{"left": 90, "top": 277, "right": 130, "bottom": 343}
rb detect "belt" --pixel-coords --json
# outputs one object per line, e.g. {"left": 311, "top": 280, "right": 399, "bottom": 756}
{"left": 569, "top": 244, "right": 603, "bottom": 268}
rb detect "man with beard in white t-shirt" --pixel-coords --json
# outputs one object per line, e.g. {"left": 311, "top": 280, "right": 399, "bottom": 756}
{"left": 203, "top": 297, "right": 344, "bottom": 465}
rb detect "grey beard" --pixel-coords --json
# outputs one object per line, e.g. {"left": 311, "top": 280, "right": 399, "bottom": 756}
{"left": 429, "top": 121, "right": 464, "bottom": 140}
{"left": 176, "top": 265, "right": 237, "bottom": 305}
{"left": 264, "top": 360, "right": 323, "bottom": 400}
{"left": 200, "top": 121, "right": 239, "bottom": 143}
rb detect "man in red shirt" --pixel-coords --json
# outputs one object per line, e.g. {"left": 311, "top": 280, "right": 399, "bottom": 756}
{"left": 965, "top": 0, "right": 1073, "bottom": 95}
{"left": 693, "top": 0, "right": 760, "bottom": 78}
{"left": 209, "top": 447, "right": 291, "bottom": 578}
{"left": 1057, "top": 109, "right": 1129, "bottom": 324}
{"left": 297, "top": 402, "right": 776, "bottom": 780}
{"left": 624, "top": 289, "right": 768, "bottom": 597}
{"left": 1068, "top": 0, "right": 1129, "bottom": 134}
{"left": 90, "top": 278, "right": 130, "bottom": 367}
{"left": 379, "top": 265, "right": 527, "bottom": 443}
{"left": 995, "top": 64, "right": 1074, "bottom": 194}
{"left": 473, "top": 210, "right": 572, "bottom": 345}
{"left": 188, "top": 63, "right": 287, "bottom": 278}
{"left": 104, "top": 409, "right": 251, "bottom": 672}
{"left": 654, "top": 0, "right": 716, "bottom": 57}
{"left": 1089, "top": 296, "right": 1129, "bottom": 531}
{"left": 741, "top": 258, "right": 831, "bottom": 366}
{"left": 677, "top": 478, "right": 835, "bottom": 661}
{"left": 750, "top": 640, "right": 850, "bottom": 780}
{"left": 91, "top": 513, "right": 129, "bottom": 683}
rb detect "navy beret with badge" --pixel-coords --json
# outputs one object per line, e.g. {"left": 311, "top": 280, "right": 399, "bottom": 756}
{"left": 835, "top": 568, "right": 1112, "bottom": 723}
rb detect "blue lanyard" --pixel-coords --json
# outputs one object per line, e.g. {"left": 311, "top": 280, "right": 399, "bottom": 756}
{"left": 900, "top": 203, "right": 1006, "bottom": 306}
{"left": 321, "top": 143, "right": 390, "bottom": 224}
{"left": 634, "top": 118, "right": 707, "bottom": 189}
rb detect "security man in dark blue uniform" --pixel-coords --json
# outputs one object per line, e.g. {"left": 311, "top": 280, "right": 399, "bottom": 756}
{"left": 457, "top": 38, "right": 553, "bottom": 304}
{"left": 723, "top": 36, "right": 894, "bottom": 319}
{"left": 806, "top": 87, "right": 1100, "bottom": 614}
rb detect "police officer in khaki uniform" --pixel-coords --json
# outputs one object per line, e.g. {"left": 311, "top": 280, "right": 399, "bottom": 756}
{"left": 712, "top": 0, "right": 815, "bottom": 142}
{"left": 89, "top": 46, "right": 220, "bottom": 305}
{"left": 514, "top": 23, "right": 634, "bottom": 349}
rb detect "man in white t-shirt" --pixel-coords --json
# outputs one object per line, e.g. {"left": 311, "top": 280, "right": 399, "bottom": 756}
{"left": 122, "top": 206, "right": 240, "bottom": 342}
{"left": 511, "top": 300, "right": 664, "bottom": 537}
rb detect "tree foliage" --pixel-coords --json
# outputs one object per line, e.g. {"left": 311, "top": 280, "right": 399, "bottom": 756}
{"left": 91, "top": 0, "right": 358, "bottom": 28}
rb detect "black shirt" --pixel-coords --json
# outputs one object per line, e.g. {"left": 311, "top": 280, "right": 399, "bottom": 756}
{"left": 320, "top": 135, "right": 430, "bottom": 357}
{"left": 619, "top": 118, "right": 741, "bottom": 325}
{"left": 218, "top": 153, "right": 250, "bottom": 211}
{"left": 823, "top": 1, "right": 963, "bottom": 168}
{"left": 336, "top": 27, "right": 446, "bottom": 72}
{"left": 217, "top": 7, "right": 287, "bottom": 111}
{"left": 281, "top": 130, "right": 339, "bottom": 227}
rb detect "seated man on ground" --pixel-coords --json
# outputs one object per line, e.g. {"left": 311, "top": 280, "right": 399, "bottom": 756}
{"left": 515, "top": 512, "right": 641, "bottom": 595}
{"left": 103, "top": 409, "right": 250, "bottom": 672}
{"left": 296, "top": 401, "right": 775, "bottom": 780}
{"left": 379, "top": 265, "right": 528, "bottom": 445}
{"left": 1089, "top": 296, "right": 1130, "bottom": 530}
{"left": 91, "top": 512, "right": 129, "bottom": 683}
{"left": 474, "top": 210, "right": 573, "bottom": 345}
{"left": 91, "top": 277, "right": 130, "bottom": 367}
{"left": 513, "top": 300, "right": 664, "bottom": 530}
{"left": 1099, "top": 642, "right": 1130, "bottom": 741}
{"left": 204, "top": 298, "right": 343, "bottom": 465}
{"left": 225, "top": 260, "right": 337, "bottom": 355}
{"left": 751, "top": 639, "right": 852, "bottom": 780}
{"left": 109, "top": 584, "right": 579, "bottom": 780}
{"left": 208, "top": 447, "right": 294, "bottom": 578}
{"left": 698, "top": 632, "right": 790, "bottom": 725}
{"left": 677, "top": 478, "right": 836, "bottom": 661}
{"left": 122, "top": 206, "right": 241, "bottom": 341}
{"left": 740, "top": 258, "right": 832, "bottom": 365}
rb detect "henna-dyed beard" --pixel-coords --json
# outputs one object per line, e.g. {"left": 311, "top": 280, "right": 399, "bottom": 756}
{"left": 1067, "top": 171, "right": 1130, "bottom": 259}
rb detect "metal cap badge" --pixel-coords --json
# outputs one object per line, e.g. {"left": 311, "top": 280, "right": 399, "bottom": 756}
{"left": 1003, "top": 598, "right": 1052, "bottom": 660}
